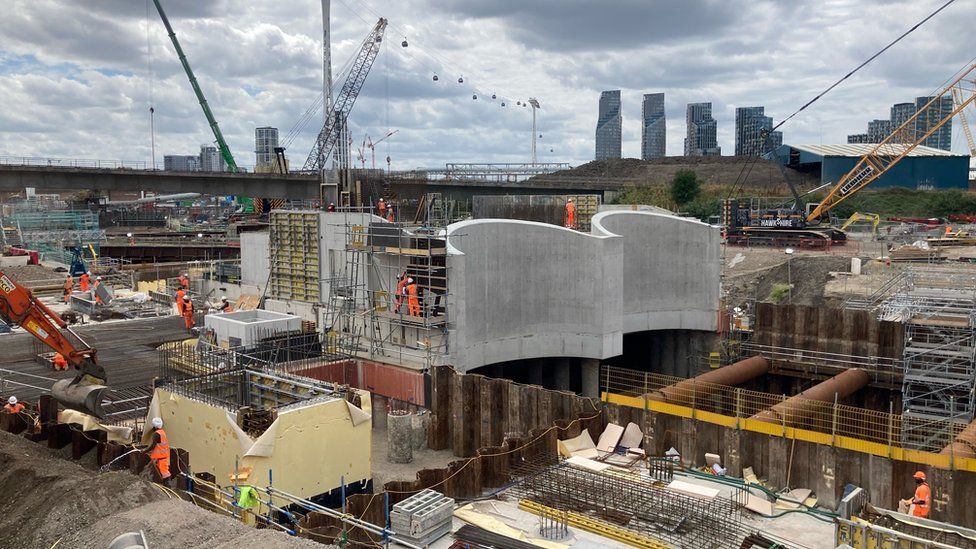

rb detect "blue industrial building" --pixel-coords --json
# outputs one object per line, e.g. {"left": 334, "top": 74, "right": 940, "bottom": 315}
{"left": 773, "top": 143, "right": 970, "bottom": 190}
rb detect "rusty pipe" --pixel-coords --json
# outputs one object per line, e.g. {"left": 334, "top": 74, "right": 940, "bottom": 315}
{"left": 648, "top": 356, "right": 769, "bottom": 406}
{"left": 941, "top": 419, "right": 976, "bottom": 459}
{"left": 752, "top": 368, "right": 869, "bottom": 425}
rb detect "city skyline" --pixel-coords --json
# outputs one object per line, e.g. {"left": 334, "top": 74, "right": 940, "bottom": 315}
{"left": 846, "top": 95, "right": 953, "bottom": 151}
{"left": 0, "top": 1, "right": 972, "bottom": 167}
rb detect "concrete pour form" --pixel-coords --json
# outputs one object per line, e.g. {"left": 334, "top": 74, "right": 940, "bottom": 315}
{"left": 446, "top": 211, "right": 719, "bottom": 372}
{"left": 204, "top": 309, "right": 302, "bottom": 348}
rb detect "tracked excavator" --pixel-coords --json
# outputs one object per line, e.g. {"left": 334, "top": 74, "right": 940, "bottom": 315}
{"left": 0, "top": 271, "right": 108, "bottom": 417}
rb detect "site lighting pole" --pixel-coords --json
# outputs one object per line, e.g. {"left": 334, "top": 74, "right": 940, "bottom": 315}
{"left": 528, "top": 98, "right": 540, "bottom": 164}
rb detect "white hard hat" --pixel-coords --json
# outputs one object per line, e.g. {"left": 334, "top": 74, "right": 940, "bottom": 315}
{"left": 183, "top": 295, "right": 190, "bottom": 301}
{"left": 568, "top": 197, "right": 574, "bottom": 202}
{"left": 86, "top": 271, "right": 92, "bottom": 275}
{"left": 408, "top": 277, "right": 414, "bottom": 283}
{"left": 151, "top": 417, "right": 163, "bottom": 429}
{"left": 96, "top": 276, "right": 102, "bottom": 280}
{"left": 7, "top": 396, "right": 16, "bottom": 405}
{"left": 221, "top": 296, "right": 227, "bottom": 301}
{"left": 379, "top": 198, "right": 384, "bottom": 202}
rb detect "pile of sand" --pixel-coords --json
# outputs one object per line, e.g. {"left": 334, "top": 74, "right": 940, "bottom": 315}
{"left": 0, "top": 431, "right": 321, "bottom": 548}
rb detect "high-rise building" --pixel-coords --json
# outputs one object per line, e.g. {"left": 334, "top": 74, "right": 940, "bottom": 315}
{"left": 867, "top": 119, "right": 893, "bottom": 143}
{"left": 734, "top": 106, "right": 781, "bottom": 157}
{"left": 915, "top": 95, "right": 952, "bottom": 151}
{"left": 684, "top": 102, "right": 720, "bottom": 156}
{"left": 847, "top": 134, "right": 870, "bottom": 144}
{"left": 199, "top": 145, "right": 228, "bottom": 172}
{"left": 163, "top": 155, "right": 200, "bottom": 172}
{"left": 641, "top": 93, "right": 666, "bottom": 159}
{"left": 255, "top": 127, "right": 279, "bottom": 168}
{"left": 595, "top": 90, "right": 622, "bottom": 160}
{"left": 890, "top": 102, "right": 915, "bottom": 140}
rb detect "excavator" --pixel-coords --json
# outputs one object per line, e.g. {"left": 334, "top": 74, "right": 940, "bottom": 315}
{"left": 0, "top": 271, "right": 108, "bottom": 418}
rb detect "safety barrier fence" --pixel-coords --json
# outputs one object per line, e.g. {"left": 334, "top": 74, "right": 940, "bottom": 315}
{"left": 602, "top": 365, "right": 976, "bottom": 472}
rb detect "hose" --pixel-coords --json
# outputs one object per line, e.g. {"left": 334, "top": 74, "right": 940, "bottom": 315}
{"left": 675, "top": 467, "right": 838, "bottom": 523}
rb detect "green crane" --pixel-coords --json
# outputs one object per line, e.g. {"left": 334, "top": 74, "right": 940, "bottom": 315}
{"left": 152, "top": 0, "right": 238, "bottom": 173}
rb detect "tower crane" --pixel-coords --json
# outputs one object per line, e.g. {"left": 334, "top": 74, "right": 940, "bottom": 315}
{"left": 151, "top": 0, "right": 238, "bottom": 173}
{"left": 304, "top": 18, "right": 388, "bottom": 172}
{"left": 367, "top": 129, "right": 398, "bottom": 170}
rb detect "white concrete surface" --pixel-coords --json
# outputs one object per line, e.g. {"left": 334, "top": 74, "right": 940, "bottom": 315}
{"left": 446, "top": 212, "right": 720, "bottom": 372}
{"left": 447, "top": 219, "right": 624, "bottom": 370}
{"left": 240, "top": 231, "right": 270, "bottom": 286}
{"left": 204, "top": 309, "right": 301, "bottom": 347}
{"left": 591, "top": 211, "right": 719, "bottom": 334}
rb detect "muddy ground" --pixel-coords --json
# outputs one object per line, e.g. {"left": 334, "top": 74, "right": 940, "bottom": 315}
{"left": 0, "top": 430, "right": 322, "bottom": 549}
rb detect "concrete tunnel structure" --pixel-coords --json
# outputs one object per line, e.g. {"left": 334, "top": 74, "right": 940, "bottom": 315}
{"left": 444, "top": 210, "right": 720, "bottom": 375}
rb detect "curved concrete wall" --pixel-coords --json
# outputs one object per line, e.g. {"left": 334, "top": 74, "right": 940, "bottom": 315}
{"left": 591, "top": 211, "right": 720, "bottom": 333}
{"left": 446, "top": 219, "right": 623, "bottom": 370}
{"left": 446, "top": 212, "right": 719, "bottom": 372}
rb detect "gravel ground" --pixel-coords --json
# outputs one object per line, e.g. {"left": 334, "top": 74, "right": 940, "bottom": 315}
{"left": 0, "top": 430, "right": 321, "bottom": 549}
{"left": 370, "top": 426, "right": 457, "bottom": 489}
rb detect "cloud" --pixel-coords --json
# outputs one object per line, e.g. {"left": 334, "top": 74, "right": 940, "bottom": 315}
{"left": 0, "top": 0, "right": 972, "bottom": 171}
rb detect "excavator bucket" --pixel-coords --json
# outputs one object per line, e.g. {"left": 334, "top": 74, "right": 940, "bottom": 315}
{"left": 52, "top": 377, "right": 108, "bottom": 419}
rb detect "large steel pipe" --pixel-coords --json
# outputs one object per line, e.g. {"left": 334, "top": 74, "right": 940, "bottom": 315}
{"left": 752, "top": 368, "right": 869, "bottom": 425}
{"left": 942, "top": 420, "right": 976, "bottom": 459}
{"left": 649, "top": 356, "right": 769, "bottom": 406}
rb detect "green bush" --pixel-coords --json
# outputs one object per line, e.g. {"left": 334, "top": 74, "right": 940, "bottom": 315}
{"left": 769, "top": 283, "right": 791, "bottom": 303}
{"left": 670, "top": 170, "right": 701, "bottom": 206}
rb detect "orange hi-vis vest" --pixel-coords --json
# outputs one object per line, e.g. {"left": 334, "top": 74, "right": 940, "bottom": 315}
{"left": 150, "top": 429, "right": 170, "bottom": 460}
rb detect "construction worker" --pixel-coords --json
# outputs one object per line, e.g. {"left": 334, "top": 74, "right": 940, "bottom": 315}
{"left": 946, "top": 226, "right": 954, "bottom": 236}
{"left": 182, "top": 295, "right": 195, "bottom": 330}
{"left": 52, "top": 352, "right": 68, "bottom": 371}
{"left": 377, "top": 198, "right": 387, "bottom": 218}
{"left": 327, "top": 202, "right": 336, "bottom": 212}
{"left": 394, "top": 271, "right": 408, "bottom": 313}
{"left": 564, "top": 198, "right": 576, "bottom": 229}
{"left": 406, "top": 278, "right": 421, "bottom": 317}
{"left": 900, "top": 471, "right": 932, "bottom": 518}
{"left": 386, "top": 205, "right": 395, "bottom": 223}
{"left": 218, "top": 296, "right": 233, "bottom": 313}
{"left": 62, "top": 274, "right": 73, "bottom": 303}
{"left": 92, "top": 276, "right": 104, "bottom": 305}
{"left": 179, "top": 273, "right": 190, "bottom": 290}
{"left": 175, "top": 288, "right": 186, "bottom": 315}
{"left": 3, "top": 396, "right": 25, "bottom": 414}
{"left": 79, "top": 271, "right": 91, "bottom": 292}
{"left": 145, "top": 417, "right": 171, "bottom": 481}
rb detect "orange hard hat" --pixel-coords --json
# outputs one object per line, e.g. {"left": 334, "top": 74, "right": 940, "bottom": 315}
{"left": 914, "top": 471, "right": 926, "bottom": 481}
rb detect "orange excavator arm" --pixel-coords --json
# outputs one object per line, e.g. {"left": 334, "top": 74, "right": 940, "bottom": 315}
{"left": 0, "top": 271, "right": 108, "bottom": 417}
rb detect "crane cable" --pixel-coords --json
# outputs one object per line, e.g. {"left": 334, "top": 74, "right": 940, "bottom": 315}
{"left": 726, "top": 0, "right": 957, "bottom": 201}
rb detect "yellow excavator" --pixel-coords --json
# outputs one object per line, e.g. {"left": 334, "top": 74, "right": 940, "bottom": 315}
{"left": 839, "top": 212, "right": 880, "bottom": 235}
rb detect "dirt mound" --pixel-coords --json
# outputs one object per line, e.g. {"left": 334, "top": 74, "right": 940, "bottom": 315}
{"left": 539, "top": 157, "right": 819, "bottom": 188}
{"left": 732, "top": 255, "right": 853, "bottom": 307}
{"left": 0, "top": 431, "right": 320, "bottom": 548}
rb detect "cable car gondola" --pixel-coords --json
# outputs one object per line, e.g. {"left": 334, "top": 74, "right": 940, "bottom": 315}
{"left": 433, "top": 75, "right": 439, "bottom": 81}
{"left": 458, "top": 76, "right": 464, "bottom": 84}
{"left": 501, "top": 102, "right": 506, "bottom": 106}
{"left": 491, "top": 93, "right": 496, "bottom": 99}
{"left": 401, "top": 38, "right": 408, "bottom": 47}
{"left": 472, "top": 94, "right": 477, "bottom": 100}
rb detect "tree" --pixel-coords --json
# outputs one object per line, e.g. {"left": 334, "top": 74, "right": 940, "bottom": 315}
{"left": 670, "top": 170, "right": 701, "bottom": 206}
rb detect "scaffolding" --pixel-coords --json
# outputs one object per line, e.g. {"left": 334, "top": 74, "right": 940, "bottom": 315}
{"left": 323, "top": 208, "right": 450, "bottom": 371}
{"left": 845, "top": 268, "right": 976, "bottom": 451}
{"left": 6, "top": 210, "right": 104, "bottom": 264}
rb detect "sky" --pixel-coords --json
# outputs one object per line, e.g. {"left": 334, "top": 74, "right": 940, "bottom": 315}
{"left": 0, "top": 0, "right": 972, "bottom": 171}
